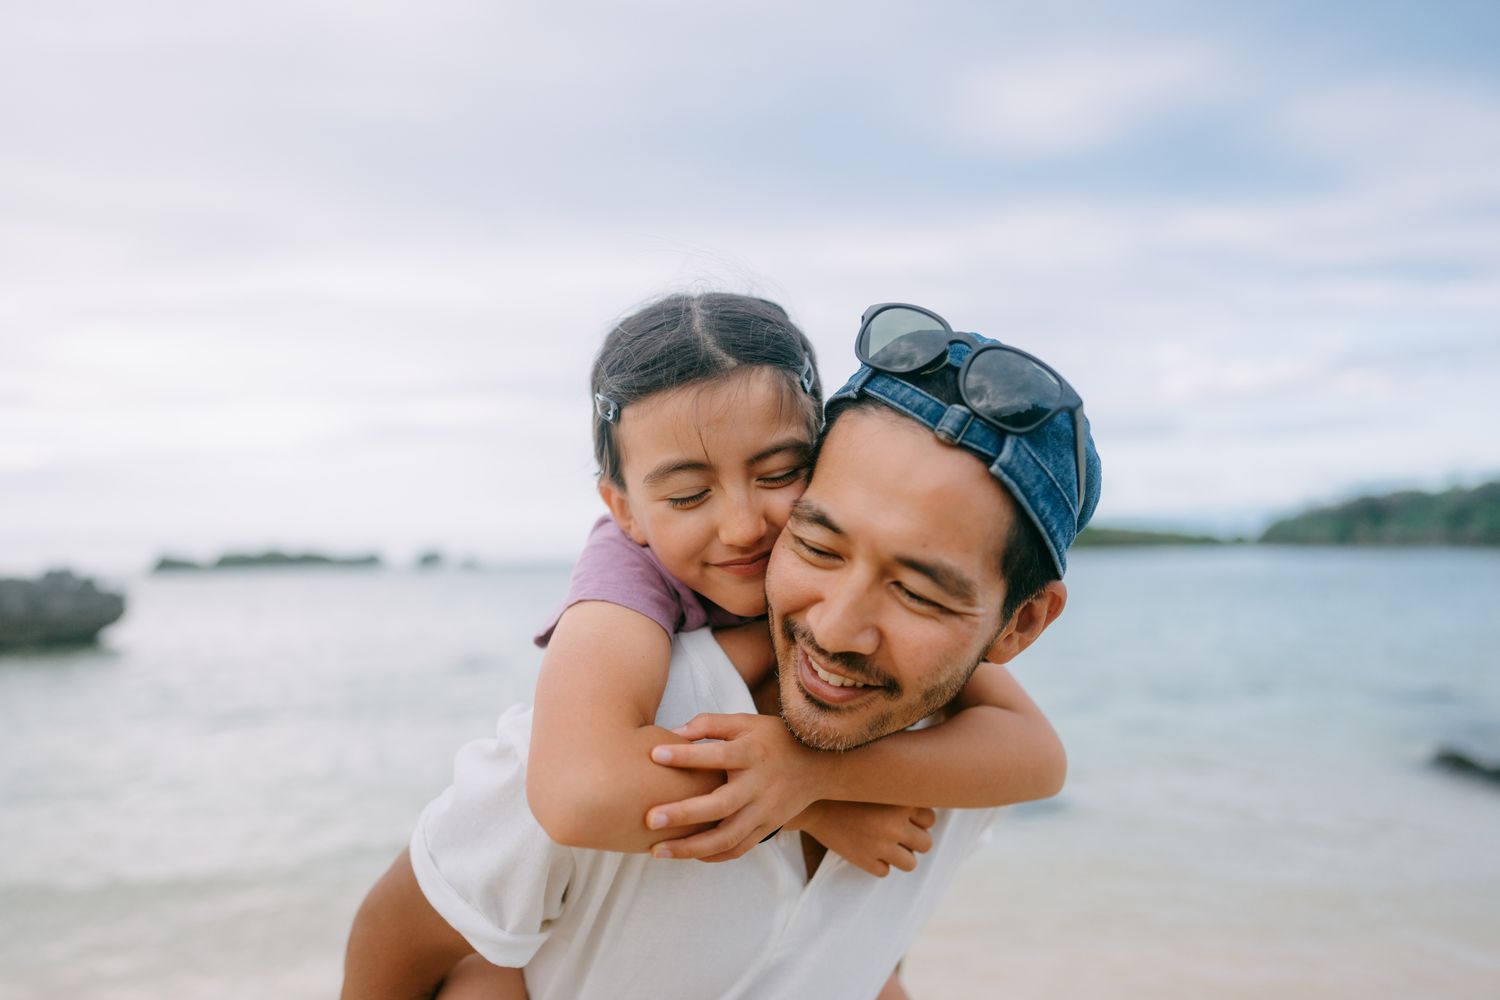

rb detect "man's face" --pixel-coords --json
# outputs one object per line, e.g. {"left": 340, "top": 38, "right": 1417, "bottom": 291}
{"left": 766, "top": 407, "right": 1016, "bottom": 751}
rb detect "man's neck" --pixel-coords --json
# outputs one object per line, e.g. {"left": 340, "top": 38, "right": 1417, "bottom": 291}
{"left": 799, "top": 833, "right": 828, "bottom": 880}
{"left": 752, "top": 672, "right": 780, "bottom": 716}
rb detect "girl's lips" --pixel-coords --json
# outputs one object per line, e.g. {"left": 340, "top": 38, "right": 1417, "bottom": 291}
{"left": 711, "top": 552, "right": 771, "bottom": 577}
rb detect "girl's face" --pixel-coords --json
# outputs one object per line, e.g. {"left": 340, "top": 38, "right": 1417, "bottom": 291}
{"left": 599, "top": 366, "right": 816, "bottom": 617}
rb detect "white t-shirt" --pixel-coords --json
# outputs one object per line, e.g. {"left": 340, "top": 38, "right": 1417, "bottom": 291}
{"left": 410, "top": 628, "right": 997, "bottom": 1000}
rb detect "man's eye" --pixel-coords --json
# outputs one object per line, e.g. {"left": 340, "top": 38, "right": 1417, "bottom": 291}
{"left": 793, "top": 536, "right": 836, "bottom": 561}
{"left": 667, "top": 491, "right": 710, "bottom": 509}
{"left": 896, "top": 583, "right": 944, "bottom": 611}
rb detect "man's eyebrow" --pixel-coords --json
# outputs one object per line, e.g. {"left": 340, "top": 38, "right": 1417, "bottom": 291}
{"left": 792, "top": 499, "right": 979, "bottom": 603}
{"left": 788, "top": 498, "right": 843, "bottom": 535}
{"left": 896, "top": 556, "right": 978, "bottom": 605}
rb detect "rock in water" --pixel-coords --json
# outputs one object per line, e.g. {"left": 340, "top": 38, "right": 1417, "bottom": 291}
{"left": 0, "top": 571, "right": 126, "bottom": 649}
{"left": 1432, "top": 746, "right": 1500, "bottom": 786}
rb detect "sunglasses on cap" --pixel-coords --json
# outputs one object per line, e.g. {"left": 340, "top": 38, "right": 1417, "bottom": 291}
{"left": 856, "top": 302, "right": 1089, "bottom": 510}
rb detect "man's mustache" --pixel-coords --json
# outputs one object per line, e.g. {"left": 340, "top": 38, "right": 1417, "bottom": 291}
{"left": 777, "top": 614, "right": 901, "bottom": 697}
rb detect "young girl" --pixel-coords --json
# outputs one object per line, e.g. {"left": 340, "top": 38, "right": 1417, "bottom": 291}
{"left": 432, "top": 293, "right": 1065, "bottom": 999}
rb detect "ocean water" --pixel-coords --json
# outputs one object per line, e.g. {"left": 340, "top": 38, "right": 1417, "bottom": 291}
{"left": 1, "top": 548, "right": 1497, "bottom": 999}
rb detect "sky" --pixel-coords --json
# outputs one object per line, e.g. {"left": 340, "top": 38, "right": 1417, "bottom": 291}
{"left": 3, "top": 0, "right": 1498, "bottom": 574}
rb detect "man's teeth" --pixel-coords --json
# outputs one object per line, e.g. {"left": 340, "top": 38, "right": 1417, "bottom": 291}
{"left": 810, "top": 658, "right": 869, "bottom": 689}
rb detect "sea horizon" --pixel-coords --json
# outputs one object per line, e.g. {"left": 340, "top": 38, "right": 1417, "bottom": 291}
{"left": 2, "top": 546, "right": 1497, "bottom": 998}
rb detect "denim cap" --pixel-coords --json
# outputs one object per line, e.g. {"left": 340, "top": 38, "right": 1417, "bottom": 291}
{"left": 826, "top": 335, "right": 1102, "bottom": 577}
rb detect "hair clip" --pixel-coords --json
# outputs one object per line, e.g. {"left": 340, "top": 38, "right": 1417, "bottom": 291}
{"left": 594, "top": 392, "right": 619, "bottom": 424}
{"left": 798, "top": 354, "right": 815, "bottom": 394}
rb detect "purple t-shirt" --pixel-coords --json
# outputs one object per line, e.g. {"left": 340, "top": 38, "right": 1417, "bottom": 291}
{"left": 533, "top": 516, "right": 751, "bottom": 647}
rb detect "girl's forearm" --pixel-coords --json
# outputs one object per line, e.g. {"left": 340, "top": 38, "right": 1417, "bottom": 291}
{"left": 527, "top": 723, "right": 725, "bottom": 853}
{"left": 528, "top": 601, "right": 728, "bottom": 854}
{"left": 813, "top": 704, "right": 1066, "bottom": 808}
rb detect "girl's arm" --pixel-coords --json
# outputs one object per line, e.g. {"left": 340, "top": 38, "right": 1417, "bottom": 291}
{"left": 644, "top": 659, "right": 1065, "bottom": 860}
{"left": 785, "top": 800, "right": 936, "bottom": 878}
{"left": 526, "top": 600, "right": 727, "bottom": 853}
{"left": 816, "top": 659, "right": 1066, "bottom": 807}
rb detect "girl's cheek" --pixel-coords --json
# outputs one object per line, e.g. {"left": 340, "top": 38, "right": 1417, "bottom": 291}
{"left": 766, "top": 481, "right": 809, "bottom": 533}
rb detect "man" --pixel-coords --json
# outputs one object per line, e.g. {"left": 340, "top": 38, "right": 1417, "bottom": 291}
{"left": 343, "top": 306, "right": 1101, "bottom": 999}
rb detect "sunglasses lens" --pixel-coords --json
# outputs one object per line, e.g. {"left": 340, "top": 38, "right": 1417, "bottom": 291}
{"left": 860, "top": 307, "right": 951, "bottom": 372}
{"left": 964, "top": 349, "right": 1062, "bottom": 428}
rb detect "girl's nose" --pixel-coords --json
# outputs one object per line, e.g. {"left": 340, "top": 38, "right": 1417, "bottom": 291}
{"left": 719, "top": 495, "right": 767, "bottom": 549}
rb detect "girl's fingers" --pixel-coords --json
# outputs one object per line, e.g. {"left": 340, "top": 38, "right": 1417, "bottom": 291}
{"left": 649, "top": 740, "right": 746, "bottom": 770}
{"left": 651, "top": 814, "right": 761, "bottom": 861}
{"left": 669, "top": 713, "right": 753, "bottom": 742}
{"left": 887, "top": 846, "right": 918, "bottom": 873}
{"left": 645, "top": 783, "right": 751, "bottom": 831}
{"left": 911, "top": 807, "right": 937, "bottom": 829}
{"left": 904, "top": 826, "right": 934, "bottom": 855}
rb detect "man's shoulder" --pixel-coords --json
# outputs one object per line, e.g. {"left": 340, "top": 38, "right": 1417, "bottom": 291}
{"left": 657, "top": 628, "right": 758, "bottom": 724}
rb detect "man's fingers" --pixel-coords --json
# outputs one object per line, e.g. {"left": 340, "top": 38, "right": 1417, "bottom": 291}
{"left": 905, "top": 826, "right": 934, "bottom": 855}
{"left": 911, "top": 807, "right": 937, "bottom": 829}
{"left": 887, "top": 847, "right": 918, "bottom": 873}
{"left": 645, "top": 783, "right": 751, "bottom": 832}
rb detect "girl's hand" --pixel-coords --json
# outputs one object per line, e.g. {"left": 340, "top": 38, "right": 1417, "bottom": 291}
{"left": 645, "top": 713, "right": 822, "bottom": 861}
{"left": 795, "top": 801, "right": 937, "bottom": 877}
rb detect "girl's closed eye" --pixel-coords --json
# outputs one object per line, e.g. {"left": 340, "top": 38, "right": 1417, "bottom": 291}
{"left": 758, "top": 465, "right": 808, "bottom": 488}
{"left": 666, "top": 490, "right": 711, "bottom": 510}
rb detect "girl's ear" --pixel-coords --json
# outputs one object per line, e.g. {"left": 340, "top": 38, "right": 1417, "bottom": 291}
{"left": 598, "top": 479, "right": 648, "bottom": 546}
{"left": 986, "top": 581, "right": 1067, "bottom": 665}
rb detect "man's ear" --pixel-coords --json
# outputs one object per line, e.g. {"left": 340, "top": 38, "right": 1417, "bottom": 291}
{"left": 986, "top": 581, "right": 1067, "bottom": 665}
{"left": 597, "top": 479, "right": 648, "bottom": 546}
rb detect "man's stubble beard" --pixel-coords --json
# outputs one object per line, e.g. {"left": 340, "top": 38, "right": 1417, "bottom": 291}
{"left": 770, "top": 608, "right": 989, "bottom": 752}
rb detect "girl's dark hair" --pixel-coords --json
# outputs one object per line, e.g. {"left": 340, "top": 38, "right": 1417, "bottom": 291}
{"left": 591, "top": 293, "right": 822, "bottom": 485}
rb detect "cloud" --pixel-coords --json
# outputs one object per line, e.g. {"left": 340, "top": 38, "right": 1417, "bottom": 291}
{"left": 948, "top": 43, "right": 1227, "bottom": 156}
{"left": 1273, "top": 77, "right": 1500, "bottom": 200}
{"left": 3, "top": 3, "right": 1499, "bottom": 567}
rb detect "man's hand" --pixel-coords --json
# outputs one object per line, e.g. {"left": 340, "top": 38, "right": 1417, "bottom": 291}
{"left": 644, "top": 712, "right": 822, "bottom": 861}
{"left": 794, "top": 801, "right": 936, "bottom": 877}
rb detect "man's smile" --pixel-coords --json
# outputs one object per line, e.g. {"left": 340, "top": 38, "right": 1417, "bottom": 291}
{"left": 806, "top": 651, "right": 870, "bottom": 689}
{"left": 781, "top": 617, "right": 897, "bottom": 708}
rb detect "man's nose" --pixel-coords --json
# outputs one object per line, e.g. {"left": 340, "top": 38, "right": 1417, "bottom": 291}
{"left": 718, "top": 493, "right": 767, "bottom": 549}
{"left": 805, "top": 575, "right": 880, "bottom": 658}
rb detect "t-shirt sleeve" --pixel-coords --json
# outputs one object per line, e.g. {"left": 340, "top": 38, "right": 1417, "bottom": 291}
{"left": 408, "top": 706, "right": 576, "bottom": 968}
{"left": 532, "top": 516, "right": 693, "bottom": 647}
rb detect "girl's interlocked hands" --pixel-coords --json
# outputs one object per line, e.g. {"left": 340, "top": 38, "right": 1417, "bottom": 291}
{"left": 647, "top": 712, "right": 821, "bottom": 861}
{"left": 646, "top": 712, "right": 937, "bottom": 877}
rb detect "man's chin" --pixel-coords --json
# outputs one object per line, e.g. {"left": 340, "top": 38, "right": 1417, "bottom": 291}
{"left": 780, "top": 704, "right": 859, "bottom": 752}
{"left": 779, "top": 673, "right": 885, "bottom": 752}
{"left": 771, "top": 617, "right": 907, "bottom": 750}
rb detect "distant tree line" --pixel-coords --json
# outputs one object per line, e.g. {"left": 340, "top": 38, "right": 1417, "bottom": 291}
{"left": 1074, "top": 527, "right": 1231, "bottom": 547}
{"left": 153, "top": 551, "right": 383, "bottom": 571}
{"left": 1260, "top": 481, "right": 1500, "bottom": 547}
